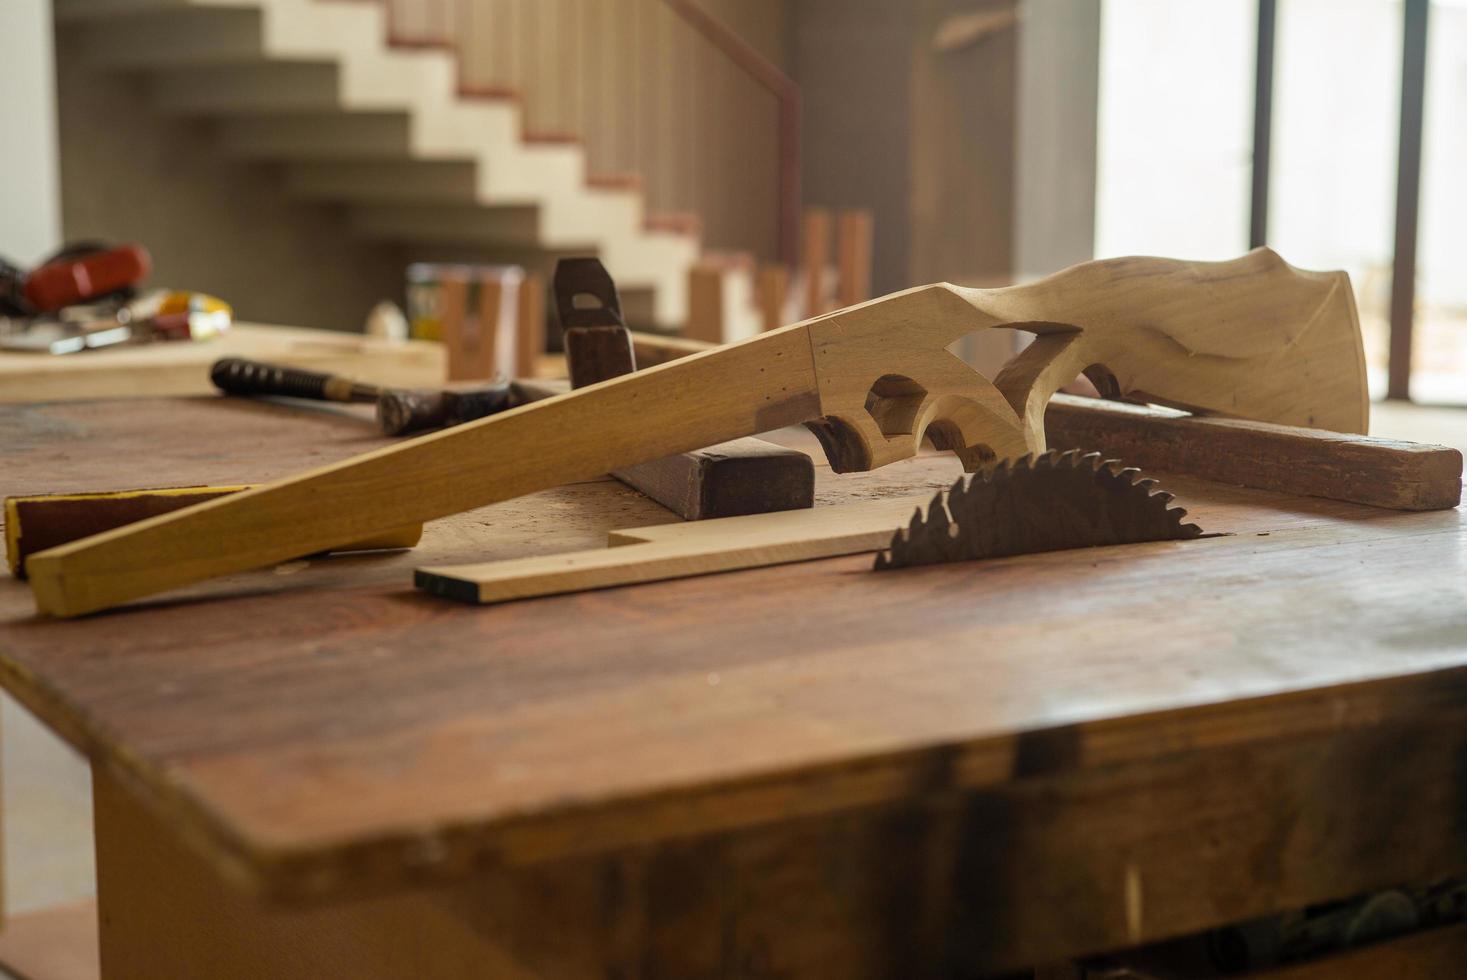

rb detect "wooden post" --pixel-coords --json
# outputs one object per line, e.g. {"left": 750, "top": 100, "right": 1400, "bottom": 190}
{"left": 757, "top": 264, "right": 789, "bottom": 333}
{"left": 685, "top": 264, "right": 725, "bottom": 344}
{"left": 515, "top": 272, "right": 544, "bottom": 380}
{"left": 835, "top": 209, "right": 874, "bottom": 308}
{"left": 801, "top": 207, "right": 831, "bottom": 318}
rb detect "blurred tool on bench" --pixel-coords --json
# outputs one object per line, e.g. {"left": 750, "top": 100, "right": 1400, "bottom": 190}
{"left": 1, "top": 241, "right": 234, "bottom": 354}
{"left": 514, "top": 258, "right": 814, "bottom": 522}
{"left": 210, "top": 357, "right": 512, "bottom": 436}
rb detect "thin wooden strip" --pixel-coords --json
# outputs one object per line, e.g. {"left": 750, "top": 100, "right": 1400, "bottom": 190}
{"left": 415, "top": 495, "right": 916, "bottom": 604}
{"left": 1045, "top": 393, "right": 1462, "bottom": 511}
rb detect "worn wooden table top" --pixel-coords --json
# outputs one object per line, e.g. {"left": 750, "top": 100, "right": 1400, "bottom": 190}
{"left": 1, "top": 396, "right": 1464, "bottom": 905}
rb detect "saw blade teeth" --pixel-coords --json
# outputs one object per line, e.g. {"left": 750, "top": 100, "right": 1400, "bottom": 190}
{"left": 875, "top": 453, "right": 1205, "bottom": 572}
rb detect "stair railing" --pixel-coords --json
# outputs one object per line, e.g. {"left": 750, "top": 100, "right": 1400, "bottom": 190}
{"left": 379, "top": 0, "right": 800, "bottom": 265}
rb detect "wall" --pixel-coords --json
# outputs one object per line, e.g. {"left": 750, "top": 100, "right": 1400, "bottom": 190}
{"left": 1016, "top": 0, "right": 1100, "bottom": 282}
{"left": 391, "top": 0, "right": 791, "bottom": 261}
{"left": 791, "top": 0, "right": 1018, "bottom": 297}
{"left": 0, "top": 0, "right": 62, "bottom": 265}
{"left": 56, "top": 50, "right": 407, "bottom": 332}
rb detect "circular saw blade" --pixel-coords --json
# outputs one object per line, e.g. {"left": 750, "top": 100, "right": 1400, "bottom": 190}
{"left": 874, "top": 449, "right": 1203, "bottom": 570}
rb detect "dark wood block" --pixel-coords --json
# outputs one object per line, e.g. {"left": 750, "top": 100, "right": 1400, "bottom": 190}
{"left": 532, "top": 330, "right": 815, "bottom": 521}
{"left": 1045, "top": 393, "right": 1463, "bottom": 511}
{"left": 615, "top": 437, "right": 814, "bottom": 521}
{"left": 562, "top": 325, "right": 635, "bottom": 390}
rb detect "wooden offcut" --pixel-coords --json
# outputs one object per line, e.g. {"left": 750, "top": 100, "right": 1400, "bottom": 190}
{"left": 1045, "top": 394, "right": 1462, "bottom": 511}
{"left": 417, "top": 494, "right": 919, "bottom": 605}
{"left": 557, "top": 329, "right": 815, "bottom": 522}
{"left": 26, "top": 250, "right": 1370, "bottom": 615}
{"left": 5, "top": 486, "right": 423, "bottom": 579}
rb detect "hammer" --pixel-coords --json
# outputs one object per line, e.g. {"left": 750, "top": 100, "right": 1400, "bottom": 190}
{"left": 209, "top": 357, "right": 511, "bottom": 435}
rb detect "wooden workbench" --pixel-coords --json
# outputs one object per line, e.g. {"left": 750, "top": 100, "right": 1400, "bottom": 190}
{"left": 1, "top": 396, "right": 1465, "bottom": 978}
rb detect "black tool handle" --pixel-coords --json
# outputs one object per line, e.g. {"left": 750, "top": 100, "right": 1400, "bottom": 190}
{"left": 210, "top": 358, "right": 379, "bottom": 403}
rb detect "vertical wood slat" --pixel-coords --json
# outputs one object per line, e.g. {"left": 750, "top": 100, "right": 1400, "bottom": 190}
{"left": 685, "top": 265, "right": 725, "bottom": 343}
{"left": 801, "top": 207, "right": 831, "bottom": 317}
{"left": 516, "top": 273, "right": 545, "bottom": 378}
{"left": 757, "top": 263, "right": 789, "bottom": 333}
{"left": 835, "top": 209, "right": 874, "bottom": 308}
{"left": 417, "top": 0, "right": 787, "bottom": 259}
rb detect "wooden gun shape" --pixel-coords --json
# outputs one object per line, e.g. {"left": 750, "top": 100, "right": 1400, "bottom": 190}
{"left": 28, "top": 249, "right": 1366, "bottom": 617}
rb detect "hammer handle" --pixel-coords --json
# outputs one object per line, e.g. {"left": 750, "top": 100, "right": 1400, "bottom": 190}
{"left": 210, "top": 358, "right": 380, "bottom": 403}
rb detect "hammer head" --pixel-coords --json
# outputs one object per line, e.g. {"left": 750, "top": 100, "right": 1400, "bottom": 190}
{"left": 376, "top": 377, "right": 512, "bottom": 436}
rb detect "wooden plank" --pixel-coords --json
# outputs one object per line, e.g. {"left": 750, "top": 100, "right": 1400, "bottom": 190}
{"left": 24, "top": 251, "right": 1371, "bottom": 615}
{"left": 1046, "top": 394, "right": 1463, "bottom": 511}
{"left": 627, "top": 330, "right": 710, "bottom": 367}
{"left": 0, "top": 324, "right": 445, "bottom": 404}
{"left": 417, "top": 492, "right": 916, "bottom": 604}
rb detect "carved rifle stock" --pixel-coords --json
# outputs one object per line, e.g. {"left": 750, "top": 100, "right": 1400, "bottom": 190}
{"left": 27, "top": 249, "right": 1366, "bottom": 616}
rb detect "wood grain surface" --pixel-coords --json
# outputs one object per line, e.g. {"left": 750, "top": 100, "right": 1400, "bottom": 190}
{"left": 1, "top": 397, "right": 1465, "bottom": 924}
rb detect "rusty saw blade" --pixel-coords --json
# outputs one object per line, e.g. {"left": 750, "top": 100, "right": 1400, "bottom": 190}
{"left": 875, "top": 449, "right": 1203, "bottom": 570}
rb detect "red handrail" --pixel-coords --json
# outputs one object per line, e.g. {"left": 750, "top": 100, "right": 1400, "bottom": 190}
{"left": 657, "top": 0, "right": 802, "bottom": 266}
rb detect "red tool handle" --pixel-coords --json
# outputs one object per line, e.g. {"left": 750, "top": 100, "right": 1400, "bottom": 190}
{"left": 23, "top": 243, "right": 152, "bottom": 312}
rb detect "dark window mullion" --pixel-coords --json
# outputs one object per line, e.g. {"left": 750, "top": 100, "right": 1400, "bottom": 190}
{"left": 1249, "top": 0, "right": 1276, "bottom": 250}
{"left": 1388, "top": 0, "right": 1430, "bottom": 401}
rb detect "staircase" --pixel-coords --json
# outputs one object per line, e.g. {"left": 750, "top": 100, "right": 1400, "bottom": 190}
{"left": 53, "top": 0, "right": 768, "bottom": 335}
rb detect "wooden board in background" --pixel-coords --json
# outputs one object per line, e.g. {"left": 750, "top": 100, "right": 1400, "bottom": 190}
{"left": 0, "top": 324, "right": 445, "bottom": 404}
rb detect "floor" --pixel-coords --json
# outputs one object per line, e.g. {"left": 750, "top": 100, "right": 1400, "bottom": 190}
{"left": 0, "top": 400, "right": 1463, "bottom": 979}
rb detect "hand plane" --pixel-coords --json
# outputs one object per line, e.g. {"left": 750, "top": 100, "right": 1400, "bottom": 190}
{"left": 26, "top": 248, "right": 1367, "bottom": 617}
